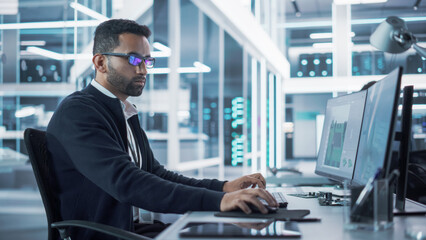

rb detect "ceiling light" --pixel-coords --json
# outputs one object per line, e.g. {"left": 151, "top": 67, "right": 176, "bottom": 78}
{"left": 151, "top": 42, "right": 171, "bottom": 57}
{"left": 310, "top": 32, "right": 355, "bottom": 39}
{"left": 20, "top": 41, "right": 46, "bottom": 46}
{"left": 282, "top": 16, "right": 426, "bottom": 29}
{"left": 15, "top": 106, "right": 36, "bottom": 118}
{"left": 334, "top": 0, "right": 388, "bottom": 4}
{"left": 193, "top": 61, "right": 211, "bottom": 72}
{"left": 26, "top": 47, "right": 92, "bottom": 60}
{"left": 70, "top": 2, "right": 109, "bottom": 21}
{"left": 0, "top": 20, "right": 102, "bottom": 30}
{"left": 151, "top": 51, "right": 171, "bottom": 58}
{"left": 0, "top": 0, "right": 18, "bottom": 15}
{"left": 312, "top": 42, "right": 354, "bottom": 48}
{"left": 147, "top": 62, "right": 211, "bottom": 74}
{"left": 26, "top": 47, "right": 62, "bottom": 60}
{"left": 153, "top": 42, "right": 171, "bottom": 52}
{"left": 147, "top": 68, "right": 171, "bottom": 74}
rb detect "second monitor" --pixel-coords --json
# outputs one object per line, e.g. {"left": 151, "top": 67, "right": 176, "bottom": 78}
{"left": 315, "top": 67, "right": 403, "bottom": 186}
{"left": 352, "top": 67, "right": 402, "bottom": 185}
{"left": 315, "top": 90, "right": 367, "bottom": 182}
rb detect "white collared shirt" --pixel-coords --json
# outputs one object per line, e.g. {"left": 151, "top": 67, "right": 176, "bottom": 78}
{"left": 90, "top": 80, "right": 151, "bottom": 223}
{"left": 90, "top": 80, "right": 141, "bottom": 167}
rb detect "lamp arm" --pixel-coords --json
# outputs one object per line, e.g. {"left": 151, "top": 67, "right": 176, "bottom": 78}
{"left": 413, "top": 43, "right": 426, "bottom": 58}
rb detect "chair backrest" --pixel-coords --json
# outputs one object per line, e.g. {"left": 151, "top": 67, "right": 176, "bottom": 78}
{"left": 24, "top": 128, "right": 61, "bottom": 240}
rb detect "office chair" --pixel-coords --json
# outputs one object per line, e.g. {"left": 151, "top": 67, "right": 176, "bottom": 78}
{"left": 24, "top": 128, "right": 152, "bottom": 240}
{"left": 407, "top": 150, "right": 426, "bottom": 204}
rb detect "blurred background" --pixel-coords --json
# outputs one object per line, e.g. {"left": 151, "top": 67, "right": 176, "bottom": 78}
{"left": 0, "top": 0, "right": 425, "bottom": 239}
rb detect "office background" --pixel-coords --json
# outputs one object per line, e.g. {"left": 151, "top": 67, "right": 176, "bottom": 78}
{"left": 0, "top": 0, "right": 425, "bottom": 239}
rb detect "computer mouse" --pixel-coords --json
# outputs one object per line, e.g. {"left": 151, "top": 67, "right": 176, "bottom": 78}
{"left": 247, "top": 203, "right": 278, "bottom": 214}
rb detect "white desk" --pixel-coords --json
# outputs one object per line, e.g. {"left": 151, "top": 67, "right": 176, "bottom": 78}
{"left": 0, "top": 147, "right": 28, "bottom": 167}
{"left": 156, "top": 187, "right": 426, "bottom": 240}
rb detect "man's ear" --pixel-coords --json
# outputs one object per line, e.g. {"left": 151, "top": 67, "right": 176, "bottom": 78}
{"left": 92, "top": 54, "right": 108, "bottom": 73}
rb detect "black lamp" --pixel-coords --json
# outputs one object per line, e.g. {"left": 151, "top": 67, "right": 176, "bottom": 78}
{"left": 291, "top": 0, "right": 301, "bottom": 17}
{"left": 413, "top": 0, "right": 421, "bottom": 10}
{"left": 370, "top": 16, "right": 426, "bottom": 58}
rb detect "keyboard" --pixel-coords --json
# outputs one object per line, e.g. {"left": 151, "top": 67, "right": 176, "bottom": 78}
{"left": 259, "top": 191, "right": 288, "bottom": 208}
{"left": 272, "top": 192, "right": 289, "bottom": 208}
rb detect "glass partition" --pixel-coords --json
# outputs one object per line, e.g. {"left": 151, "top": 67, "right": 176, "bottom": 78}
{"left": 202, "top": 15, "right": 220, "bottom": 159}
{"left": 224, "top": 32, "right": 243, "bottom": 166}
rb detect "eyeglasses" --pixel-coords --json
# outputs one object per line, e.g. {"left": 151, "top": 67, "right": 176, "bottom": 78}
{"left": 101, "top": 53, "right": 155, "bottom": 68}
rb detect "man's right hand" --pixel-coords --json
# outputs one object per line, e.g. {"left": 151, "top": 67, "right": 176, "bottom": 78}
{"left": 220, "top": 188, "right": 278, "bottom": 214}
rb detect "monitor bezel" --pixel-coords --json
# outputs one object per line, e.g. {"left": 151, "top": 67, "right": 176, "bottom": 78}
{"left": 395, "top": 85, "right": 413, "bottom": 211}
{"left": 351, "top": 66, "right": 403, "bottom": 186}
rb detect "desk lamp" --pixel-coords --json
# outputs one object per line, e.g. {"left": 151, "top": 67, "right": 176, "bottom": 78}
{"left": 370, "top": 16, "right": 426, "bottom": 58}
{"left": 371, "top": 16, "right": 420, "bottom": 212}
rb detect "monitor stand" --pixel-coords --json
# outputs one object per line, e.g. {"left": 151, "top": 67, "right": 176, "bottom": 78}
{"left": 394, "top": 86, "right": 413, "bottom": 211}
{"left": 393, "top": 197, "right": 426, "bottom": 216}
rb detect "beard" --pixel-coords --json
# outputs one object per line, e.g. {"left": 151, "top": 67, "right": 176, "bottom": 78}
{"left": 107, "top": 62, "right": 144, "bottom": 97}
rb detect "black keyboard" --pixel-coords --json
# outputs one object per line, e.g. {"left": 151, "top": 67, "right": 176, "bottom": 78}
{"left": 272, "top": 192, "right": 288, "bottom": 208}
{"left": 259, "top": 192, "right": 288, "bottom": 208}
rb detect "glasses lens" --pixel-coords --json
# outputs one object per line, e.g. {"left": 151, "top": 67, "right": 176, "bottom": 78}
{"left": 128, "top": 55, "right": 142, "bottom": 66}
{"left": 144, "top": 57, "right": 155, "bottom": 68}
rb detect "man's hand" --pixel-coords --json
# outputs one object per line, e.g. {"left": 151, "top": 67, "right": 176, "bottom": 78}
{"left": 220, "top": 188, "right": 278, "bottom": 214}
{"left": 223, "top": 173, "right": 266, "bottom": 192}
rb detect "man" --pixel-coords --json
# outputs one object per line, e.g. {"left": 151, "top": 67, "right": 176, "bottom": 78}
{"left": 46, "top": 19, "right": 277, "bottom": 239}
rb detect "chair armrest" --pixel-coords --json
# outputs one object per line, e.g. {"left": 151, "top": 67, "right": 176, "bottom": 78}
{"left": 51, "top": 220, "right": 153, "bottom": 240}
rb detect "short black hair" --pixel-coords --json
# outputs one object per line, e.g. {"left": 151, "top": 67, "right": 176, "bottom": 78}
{"left": 93, "top": 19, "right": 151, "bottom": 55}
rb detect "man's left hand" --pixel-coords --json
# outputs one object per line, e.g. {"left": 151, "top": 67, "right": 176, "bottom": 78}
{"left": 223, "top": 173, "right": 266, "bottom": 192}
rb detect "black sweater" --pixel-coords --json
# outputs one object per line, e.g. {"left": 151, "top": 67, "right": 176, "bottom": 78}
{"left": 46, "top": 84, "right": 225, "bottom": 239}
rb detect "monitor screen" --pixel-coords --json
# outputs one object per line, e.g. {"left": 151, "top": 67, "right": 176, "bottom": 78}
{"left": 352, "top": 67, "right": 402, "bottom": 185}
{"left": 315, "top": 90, "right": 367, "bottom": 182}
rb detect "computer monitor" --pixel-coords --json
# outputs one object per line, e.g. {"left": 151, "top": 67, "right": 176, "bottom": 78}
{"left": 315, "top": 90, "right": 367, "bottom": 182}
{"left": 395, "top": 85, "right": 413, "bottom": 211}
{"left": 352, "top": 67, "right": 403, "bottom": 185}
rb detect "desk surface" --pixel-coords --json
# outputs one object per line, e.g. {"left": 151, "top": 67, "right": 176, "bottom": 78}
{"left": 156, "top": 186, "right": 426, "bottom": 240}
{"left": 0, "top": 147, "right": 28, "bottom": 168}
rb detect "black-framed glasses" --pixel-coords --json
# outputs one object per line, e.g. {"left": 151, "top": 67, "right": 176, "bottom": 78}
{"left": 101, "top": 53, "right": 155, "bottom": 68}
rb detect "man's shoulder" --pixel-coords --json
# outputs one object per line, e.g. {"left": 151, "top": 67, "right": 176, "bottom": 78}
{"left": 60, "top": 90, "right": 99, "bottom": 107}
{"left": 53, "top": 87, "right": 121, "bottom": 121}
{"left": 48, "top": 90, "right": 110, "bottom": 130}
{"left": 61, "top": 85, "right": 119, "bottom": 109}
{"left": 48, "top": 92, "right": 104, "bottom": 123}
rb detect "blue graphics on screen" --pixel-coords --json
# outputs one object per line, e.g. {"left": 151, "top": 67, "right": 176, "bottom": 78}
{"left": 324, "top": 120, "right": 348, "bottom": 168}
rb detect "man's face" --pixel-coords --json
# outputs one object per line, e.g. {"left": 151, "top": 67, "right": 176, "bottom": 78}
{"left": 105, "top": 33, "right": 150, "bottom": 100}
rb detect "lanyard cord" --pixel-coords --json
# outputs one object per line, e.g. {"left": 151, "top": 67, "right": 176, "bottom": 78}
{"left": 127, "top": 124, "right": 141, "bottom": 168}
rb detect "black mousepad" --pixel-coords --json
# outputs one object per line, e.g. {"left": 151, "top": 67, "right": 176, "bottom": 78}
{"left": 215, "top": 209, "right": 310, "bottom": 220}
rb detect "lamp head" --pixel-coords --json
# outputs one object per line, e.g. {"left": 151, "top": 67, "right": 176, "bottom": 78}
{"left": 370, "top": 16, "right": 414, "bottom": 54}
